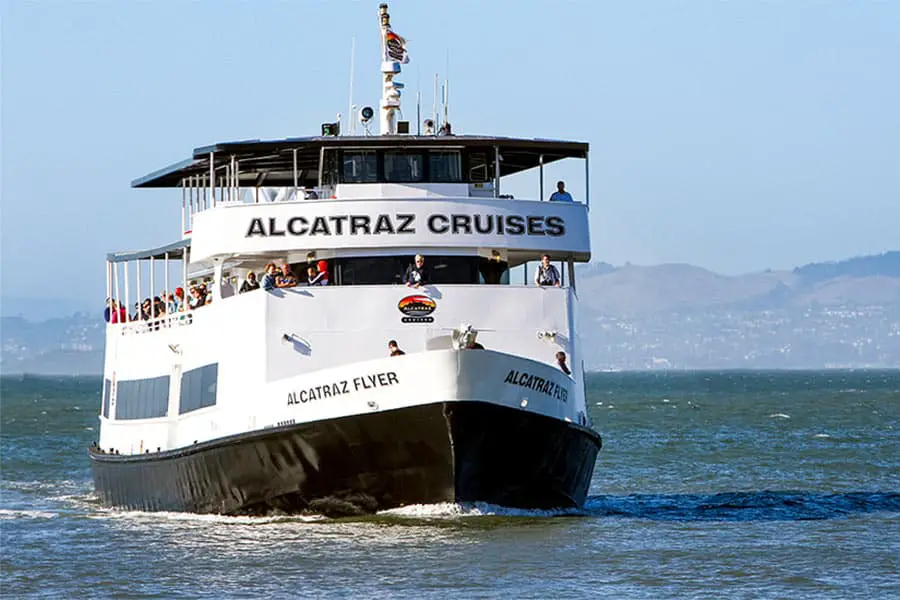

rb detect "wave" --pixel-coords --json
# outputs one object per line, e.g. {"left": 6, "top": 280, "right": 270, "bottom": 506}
{"left": 0, "top": 508, "right": 59, "bottom": 520}
{"left": 584, "top": 491, "right": 900, "bottom": 522}
{"left": 87, "top": 508, "right": 327, "bottom": 525}
{"left": 378, "top": 502, "right": 583, "bottom": 519}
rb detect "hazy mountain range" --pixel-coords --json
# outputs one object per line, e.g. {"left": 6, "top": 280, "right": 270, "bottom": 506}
{"left": 2, "top": 252, "right": 898, "bottom": 374}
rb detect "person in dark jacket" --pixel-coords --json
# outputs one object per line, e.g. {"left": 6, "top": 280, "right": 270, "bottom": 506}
{"left": 403, "top": 254, "right": 429, "bottom": 288}
{"left": 239, "top": 271, "right": 260, "bottom": 293}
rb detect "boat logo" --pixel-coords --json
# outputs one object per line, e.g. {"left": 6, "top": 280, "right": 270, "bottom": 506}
{"left": 398, "top": 295, "right": 436, "bottom": 323}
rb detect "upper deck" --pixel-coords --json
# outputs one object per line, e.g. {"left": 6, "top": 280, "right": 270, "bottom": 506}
{"left": 132, "top": 135, "right": 589, "bottom": 190}
{"left": 132, "top": 135, "right": 590, "bottom": 262}
{"left": 132, "top": 135, "right": 593, "bottom": 265}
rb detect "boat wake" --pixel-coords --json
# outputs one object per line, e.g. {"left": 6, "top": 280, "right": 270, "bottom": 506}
{"left": 378, "top": 502, "right": 583, "bottom": 519}
{"left": 15, "top": 476, "right": 899, "bottom": 525}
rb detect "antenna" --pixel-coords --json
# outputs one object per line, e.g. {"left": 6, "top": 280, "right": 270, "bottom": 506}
{"left": 433, "top": 72, "right": 439, "bottom": 132}
{"left": 347, "top": 36, "right": 356, "bottom": 136}
{"left": 445, "top": 48, "right": 450, "bottom": 126}
{"left": 443, "top": 79, "right": 449, "bottom": 126}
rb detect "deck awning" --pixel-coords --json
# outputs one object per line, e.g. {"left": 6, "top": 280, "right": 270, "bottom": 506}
{"left": 131, "top": 135, "right": 590, "bottom": 189}
{"left": 106, "top": 238, "right": 190, "bottom": 263}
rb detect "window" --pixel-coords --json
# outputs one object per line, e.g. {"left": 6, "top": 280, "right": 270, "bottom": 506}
{"left": 428, "top": 151, "right": 462, "bottom": 182}
{"left": 335, "top": 255, "right": 483, "bottom": 286}
{"left": 322, "top": 149, "right": 340, "bottom": 186}
{"left": 115, "top": 375, "right": 170, "bottom": 420}
{"left": 383, "top": 151, "right": 424, "bottom": 183}
{"left": 339, "top": 257, "right": 407, "bottom": 286}
{"left": 427, "top": 256, "right": 479, "bottom": 284}
{"left": 179, "top": 364, "right": 218, "bottom": 415}
{"left": 468, "top": 152, "right": 490, "bottom": 182}
{"left": 102, "top": 378, "right": 111, "bottom": 418}
{"left": 342, "top": 151, "right": 378, "bottom": 183}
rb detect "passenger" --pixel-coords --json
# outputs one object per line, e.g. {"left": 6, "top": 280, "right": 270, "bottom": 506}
{"left": 403, "top": 254, "right": 429, "bottom": 288}
{"left": 188, "top": 288, "right": 203, "bottom": 310}
{"left": 275, "top": 262, "right": 298, "bottom": 288}
{"left": 388, "top": 340, "right": 405, "bottom": 356}
{"left": 261, "top": 263, "right": 277, "bottom": 291}
{"left": 105, "top": 299, "right": 126, "bottom": 324}
{"left": 240, "top": 271, "right": 260, "bottom": 293}
{"left": 549, "top": 180, "right": 573, "bottom": 202}
{"left": 309, "top": 260, "right": 330, "bottom": 286}
{"left": 173, "top": 287, "right": 185, "bottom": 312}
{"left": 464, "top": 340, "right": 485, "bottom": 350}
{"left": 306, "top": 265, "right": 318, "bottom": 285}
{"left": 556, "top": 351, "right": 572, "bottom": 375}
{"left": 534, "top": 255, "right": 561, "bottom": 287}
{"left": 480, "top": 260, "right": 506, "bottom": 285}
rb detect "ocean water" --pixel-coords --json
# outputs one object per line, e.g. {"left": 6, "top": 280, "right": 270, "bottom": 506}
{"left": 1, "top": 371, "right": 898, "bottom": 599}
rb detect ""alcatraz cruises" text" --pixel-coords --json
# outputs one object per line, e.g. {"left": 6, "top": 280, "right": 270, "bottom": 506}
{"left": 247, "top": 213, "right": 566, "bottom": 238}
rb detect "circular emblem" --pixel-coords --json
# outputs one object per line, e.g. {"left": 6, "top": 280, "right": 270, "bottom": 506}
{"left": 398, "top": 295, "right": 436, "bottom": 323}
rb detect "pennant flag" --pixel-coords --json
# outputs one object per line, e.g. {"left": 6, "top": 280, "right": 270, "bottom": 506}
{"left": 384, "top": 29, "right": 409, "bottom": 64}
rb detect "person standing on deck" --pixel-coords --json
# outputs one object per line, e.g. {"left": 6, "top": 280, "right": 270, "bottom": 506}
{"left": 549, "top": 181, "right": 573, "bottom": 202}
{"left": 261, "top": 263, "right": 278, "bottom": 291}
{"left": 403, "top": 255, "right": 429, "bottom": 288}
{"left": 534, "top": 255, "right": 561, "bottom": 287}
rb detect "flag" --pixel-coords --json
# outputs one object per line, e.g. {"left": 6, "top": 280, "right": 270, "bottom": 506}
{"left": 384, "top": 29, "right": 409, "bottom": 64}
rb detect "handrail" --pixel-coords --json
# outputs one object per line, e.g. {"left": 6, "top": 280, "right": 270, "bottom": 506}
{"left": 116, "top": 312, "right": 194, "bottom": 336}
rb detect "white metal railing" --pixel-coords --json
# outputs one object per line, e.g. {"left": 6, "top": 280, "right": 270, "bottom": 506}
{"left": 117, "top": 311, "right": 194, "bottom": 336}
{"left": 183, "top": 183, "right": 334, "bottom": 235}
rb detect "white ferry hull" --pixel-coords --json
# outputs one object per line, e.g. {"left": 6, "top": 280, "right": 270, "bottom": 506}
{"left": 89, "top": 400, "right": 600, "bottom": 516}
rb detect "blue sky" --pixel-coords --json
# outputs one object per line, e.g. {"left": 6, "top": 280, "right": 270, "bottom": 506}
{"left": 2, "top": 0, "right": 898, "bottom": 308}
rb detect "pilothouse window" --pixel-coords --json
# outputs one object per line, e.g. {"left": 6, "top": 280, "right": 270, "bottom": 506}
{"left": 428, "top": 151, "right": 462, "bottom": 182}
{"left": 468, "top": 152, "right": 489, "bottom": 182}
{"left": 383, "top": 151, "right": 424, "bottom": 183}
{"left": 342, "top": 151, "right": 378, "bottom": 183}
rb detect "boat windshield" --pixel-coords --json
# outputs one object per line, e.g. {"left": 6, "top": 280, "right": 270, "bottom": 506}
{"left": 326, "top": 148, "right": 483, "bottom": 185}
{"left": 336, "top": 255, "right": 509, "bottom": 286}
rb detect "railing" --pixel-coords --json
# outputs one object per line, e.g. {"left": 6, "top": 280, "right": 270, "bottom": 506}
{"left": 117, "top": 312, "right": 194, "bottom": 336}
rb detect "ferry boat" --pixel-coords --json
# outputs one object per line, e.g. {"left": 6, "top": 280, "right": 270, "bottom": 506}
{"left": 90, "top": 4, "right": 602, "bottom": 516}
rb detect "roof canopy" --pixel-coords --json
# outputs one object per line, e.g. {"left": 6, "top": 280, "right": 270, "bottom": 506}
{"left": 131, "top": 135, "right": 589, "bottom": 188}
{"left": 107, "top": 238, "right": 190, "bottom": 263}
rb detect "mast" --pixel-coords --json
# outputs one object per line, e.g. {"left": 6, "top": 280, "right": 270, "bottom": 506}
{"left": 379, "top": 3, "right": 407, "bottom": 135}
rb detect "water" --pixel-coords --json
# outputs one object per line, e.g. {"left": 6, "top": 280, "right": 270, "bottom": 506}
{"left": 2, "top": 371, "right": 898, "bottom": 599}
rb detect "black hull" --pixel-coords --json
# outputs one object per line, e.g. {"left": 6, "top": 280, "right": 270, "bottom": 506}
{"left": 90, "top": 402, "right": 601, "bottom": 516}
